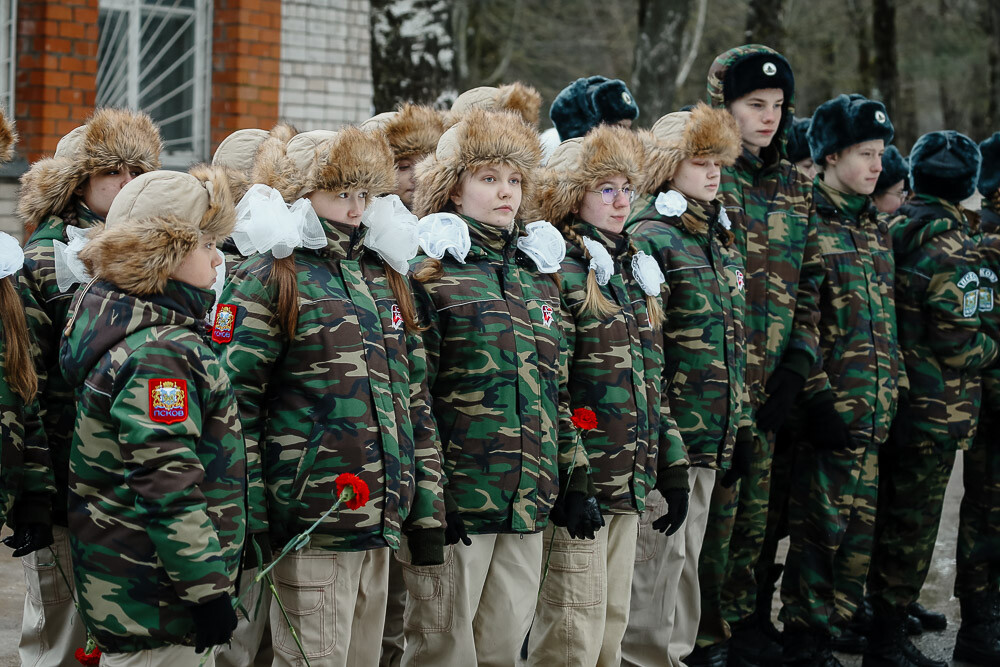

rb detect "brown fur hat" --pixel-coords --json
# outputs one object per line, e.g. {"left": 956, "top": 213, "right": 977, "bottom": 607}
{"left": 638, "top": 102, "right": 741, "bottom": 195}
{"left": 412, "top": 108, "right": 543, "bottom": 218}
{"left": 361, "top": 104, "right": 446, "bottom": 163}
{"left": 17, "top": 108, "right": 163, "bottom": 229}
{"left": 0, "top": 107, "right": 17, "bottom": 163}
{"left": 79, "top": 165, "right": 235, "bottom": 296}
{"left": 214, "top": 123, "right": 299, "bottom": 201}
{"left": 531, "top": 125, "right": 644, "bottom": 227}
{"left": 446, "top": 82, "right": 542, "bottom": 128}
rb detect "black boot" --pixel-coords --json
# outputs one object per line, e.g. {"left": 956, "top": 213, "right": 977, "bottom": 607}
{"left": 905, "top": 613, "right": 923, "bottom": 635}
{"left": 829, "top": 599, "right": 871, "bottom": 654}
{"left": 729, "top": 613, "right": 783, "bottom": 666}
{"left": 686, "top": 641, "right": 729, "bottom": 667}
{"left": 907, "top": 601, "right": 946, "bottom": 631}
{"left": 782, "top": 627, "right": 842, "bottom": 667}
{"left": 954, "top": 592, "right": 1000, "bottom": 665}
{"left": 863, "top": 605, "right": 947, "bottom": 667}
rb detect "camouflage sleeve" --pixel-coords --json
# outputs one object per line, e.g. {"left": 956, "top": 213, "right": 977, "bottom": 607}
{"left": 921, "top": 262, "right": 1000, "bottom": 371}
{"left": 787, "top": 208, "right": 824, "bottom": 369}
{"left": 556, "top": 297, "right": 588, "bottom": 477}
{"left": 213, "top": 263, "right": 283, "bottom": 535}
{"left": 656, "top": 284, "right": 689, "bottom": 471}
{"left": 403, "top": 281, "right": 445, "bottom": 532}
{"left": 16, "top": 387, "right": 56, "bottom": 513}
{"left": 113, "top": 342, "right": 232, "bottom": 604}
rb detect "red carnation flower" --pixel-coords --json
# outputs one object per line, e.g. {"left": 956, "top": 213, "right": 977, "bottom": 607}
{"left": 335, "top": 473, "right": 370, "bottom": 510}
{"left": 571, "top": 407, "right": 598, "bottom": 431}
{"left": 75, "top": 646, "right": 101, "bottom": 666}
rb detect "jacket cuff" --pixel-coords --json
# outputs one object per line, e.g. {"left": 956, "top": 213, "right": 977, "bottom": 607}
{"left": 781, "top": 348, "right": 813, "bottom": 380}
{"left": 565, "top": 465, "right": 591, "bottom": 496}
{"left": 407, "top": 528, "right": 445, "bottom": 566}
{"left": 12, "top": 492, "right": 53, "bottom": 528}
{"left": 443, "top": 487, "right": 459, "bottom": 515}
{"left": 736, "top": 425, "right": 755, "bottom": 447}
{"left": 656, "top": 465, "right": 690, "bottom": 493}
{"left": 803, "top": 388, "right": 837, "bottom": 410}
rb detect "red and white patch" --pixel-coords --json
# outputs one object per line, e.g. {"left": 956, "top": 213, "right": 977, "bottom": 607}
{"left": 541, "top": 304, "right": 554, "bottom": 328}
{"left": 390, "top": 304, "right": 404, "bottom": 330}
{"left": 735, "top": 270, "right": 745, "bottom": 292}
{"left": 211, "top": 303, "right": 237, "bottom": 344}
{"left": 148, "top": 378, "right": 188, "bottom": 425}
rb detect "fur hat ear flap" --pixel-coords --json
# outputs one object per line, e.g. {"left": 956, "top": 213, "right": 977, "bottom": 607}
{"left": 361, "top": 103, "right": 445, "bottom": 163}
{"left": 81, "top": 108, "right": 163, "bottom": 175}
{"left": 875, "top": 145, "right": 908, "bottom": 195}
{"left": 447, "top": 82, "right": 542, "bottom": 128}
{"left": 17, "top": 157, "right": 83, "bottom": 230}
{"left": 251, "top": 135, "right": 304, "bottom": 202}
{"left": 79, "top": 220, "right": 200, "bottom": 296}
{"left": 979, "top": 132, "right": 1000, "bottom": 198}
{"left": 0, "top": 108, "right": 17, "bottom": 163}
{"left": 312, "top": 126, "right": 397, "bottom": 196}
{"left": 188, "top": 163, "right": 237, "bottom": 242}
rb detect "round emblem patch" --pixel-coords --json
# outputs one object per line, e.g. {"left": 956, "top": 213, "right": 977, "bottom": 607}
{"left": 622, "top": 91, "right": 633, "bottom": 105}
{"left": 763, "top": 62, "right": 777, "bottom": 76}
{"left": 875, "top": 110, "right": 887, "bottom": 124}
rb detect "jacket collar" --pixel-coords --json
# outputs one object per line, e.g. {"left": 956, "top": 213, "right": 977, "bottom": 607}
{"left": 318, "top": 217, "right": 367, "bottom": 261}
{"left": 814, "top": 177, "right": 874, "bottom": 223}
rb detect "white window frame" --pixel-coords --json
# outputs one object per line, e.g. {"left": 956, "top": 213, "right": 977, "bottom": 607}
{"left": 0, "top": 0, "right": 16, "bottom": 115}
{"left": 97, "top": 0, "right": 212, "bottom": 166}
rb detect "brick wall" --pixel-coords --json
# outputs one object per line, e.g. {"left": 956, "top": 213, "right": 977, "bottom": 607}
{"left": 15, "top": 0, "right": 99, "bottom": 161}
{"left": 279, "top": 0, "right": 373, "bottom": 131}
{"left": 211, "top": 0, "right": 283, "bottom": 153}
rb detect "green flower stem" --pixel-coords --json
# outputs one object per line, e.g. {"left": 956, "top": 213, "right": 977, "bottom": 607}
{"left": 266, "top": 571, "right": 311, "bottom": 666}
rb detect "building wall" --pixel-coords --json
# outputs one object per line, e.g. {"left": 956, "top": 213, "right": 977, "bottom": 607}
{"left": 279, "top": 0, "right": 373, "bottom": 131}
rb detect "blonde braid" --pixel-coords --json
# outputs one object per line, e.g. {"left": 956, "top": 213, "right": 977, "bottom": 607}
{"left": 559, "top": 222, "right": 618, "bottom": 319}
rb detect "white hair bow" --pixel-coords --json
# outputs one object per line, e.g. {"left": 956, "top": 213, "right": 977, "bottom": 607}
{"left": 581, "top": 236, "right": 615, "bottom": 286}
{"left": 0, "top": 232, "right": 24, "bottom": 281}
{"left": 416, "top": 212, "right": 471, "bottom": 264}
{"left": 361, "top": 195, "right": 420, "bottom": 275}
{"left": 517, "top": 220, "right": 566, "bottom": 274}
{"left": 632, "top": 250, "right": 665, "bottom": 297}
{"left": 654, "top": 190, "right": 687, "bottom": 217}
{"left": 233, "top": 184, "right": 327, "bottom": 259}
{"left": 53, "top": 225, "right": 92, "bottom": 293}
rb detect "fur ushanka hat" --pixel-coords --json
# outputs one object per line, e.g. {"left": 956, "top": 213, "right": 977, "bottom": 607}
{"left": 17, "top": 108, "right": 163, "bottom": 229}
{"left": 909, "top": 130, "right": 981, "bottom": 204}
{"left": 254, "top": 126, "right": 397, "bottom": 202}
{"left": 979, "top": 132, "right": 1000, "bottom": 198}
{"left": 532, "top": 125, "right": 644, "bottom": 226}
{"left": 79, "top": 165, "right": 235, "bottom": 296}
{"left": 212, "top": 123, "right": 298, "bottom": 201}
{"left": 447, "top": 82, "right": 542, "bottom": 128}
{"left": 786, "top": 116, "right": 812, "bottom": 164}
{"left": 637, "top": 102, "right": 742, "bottom": 195}
{"left": 360, "top": 103, "right": 446, "bottom": 163}
{"left": 0, "top": 107, "right": 17, "bottom": 164}
{"left": 875, "top": 145, "right": 909, "bottom": 195}
{"left": 549, "top": 75, "right": 640, "bottom": 141}
{"left": 412, "top": 108, "right": 543, "bottom": 218}
{"left": 808, "top": 94, "right": 894, "bottom": 165}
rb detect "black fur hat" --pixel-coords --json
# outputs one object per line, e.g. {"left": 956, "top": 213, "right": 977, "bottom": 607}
{"left": 909, "top": 130, "right": 981, "bottom": 203}
{"left": 875, "top": 145, "right": 908, "bottom": 194}
{"left": 787, "top": 116, "right": 812, "bottom": 163}
{"left": 808, "top": 94, "right": 894, "bottom": 165}
{"left": 722, "top": 51, "right": 794, "bottom": 104}
{"left": 550, "top": 76, "right": 640, "bottom": 141}
{"left": 979, "top": 132, "right": 1000, "bottom": 197}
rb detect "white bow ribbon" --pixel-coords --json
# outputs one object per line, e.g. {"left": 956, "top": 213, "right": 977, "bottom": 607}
{"left": 233, "top": 184, "right": 327, "bottom": 259}
{"left": 0, "top": 231, "right": 24, "bottom": 280}
{"left": 416, "top": 212, "right": 471, "bottom": 263}
{"left": 517, "top": 220, "right": 566, "bottom": 274}
{"left": 719, "top": 208, "right": 732, "bottom": 231}
{"left": 360, "top": 195, "right": 420, "bottom": 275}
{"left": 581, "top": 236, "right": 615, "bottom": 286}
{"left": 53, "top": 225, "right": 92, "bottom": 293}
{"left": 632, "top": 250, "right": 665, "bottom": 297}
{"left": 654, "top": 190, "right": 688, "bottom": 217}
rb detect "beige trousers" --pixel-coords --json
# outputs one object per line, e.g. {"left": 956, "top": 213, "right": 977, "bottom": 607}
{"left": 19, "top": 524, "right": 89, "bottom": 667}
{"left": 622, "top": 467, "right": 718, "bottom": 667}
{"left": 525, "top": 513, "right": 640, "bottom": 667}
{"left": 400, "top": 531, "right": 543, "bottom": 667}
{"left": 100, "top": 644, "right": 215, "bottom": 666}
{"left": 270, "top": 547, "right": 390, "bottom": 667}
{"left": 213, "top": 566, "right": 272, "bottom": 667}
{"left": 380, "top": 554, "right": 406, "bottom": 666}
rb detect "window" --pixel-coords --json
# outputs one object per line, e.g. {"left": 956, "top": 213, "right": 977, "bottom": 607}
{"left": 0, "top": 0, "right": 15, "bottom": 114}
{"left": 98, "top": 0, "right": 212, "bottom": 164}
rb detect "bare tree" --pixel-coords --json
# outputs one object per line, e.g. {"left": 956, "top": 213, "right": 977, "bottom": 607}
{"left": 746, "top": 0, "right": 785, "bottom": 50}
{"left": 872, "top": 0, "right": 898, "bottom": 117}
{"left": 631, "top": 0, "right": 692, "bottom": 119}
{"left": 847, "top": 0, "right": 873, "bottom": 95}
{"left": 986, "top": 0, "right": 1000, "bottom": 131}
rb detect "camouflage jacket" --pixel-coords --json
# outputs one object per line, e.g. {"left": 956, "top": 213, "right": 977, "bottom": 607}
{"left": 559, "top": 221, "right": 686, "bottom": 514}
{"left": 60, "top": 279, "right": 246, "bottom": 653}
{"left": 216, "top": 219, "right": 444, "bottom": 552}
{"left": 628, "top": 193, "right": 751, "bottom": 469}
{"left": 890, "top": 196, "right": 999, "bottom": 447}
{"left": 792, "top": 178, "right": 904, "bottom": 445}
{"left": 976, "top": 201, "right": 1000, "bottom": 417}
{"left": 0, "top": 319, "right": 54, "bottom": 528}
{"left": 708, "top": 44, "right": 820, "bottom": 411}
{"left": 415, "top": 216, "right": 585, "bottom": 535}
{"left": 17, "top": 202, "right": 103, "bottom": 526}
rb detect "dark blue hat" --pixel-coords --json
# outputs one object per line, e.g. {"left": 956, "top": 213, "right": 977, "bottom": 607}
{"left": 786, "top": 116, "right": 812, "bottom": 163}
{"left": 808, "top": 94, "right": 894, "bottom": 164}
{"left": 979, "top": 132, "right": 1000, "bottom": 197}
{"left": 722, "top": 51, "right": 794, "bottom": 103}
{"left": 909, "top": 130, "right": 981, "bottom": 203}
{"left": 875, "top": 145, "right": 908, "bottom": 194}
{"left": 550, "top": 76, "right": 640, "bottom": 141}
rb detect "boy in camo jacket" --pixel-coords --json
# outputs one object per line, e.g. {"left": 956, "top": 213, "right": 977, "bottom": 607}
{"left": 59, "top": 166, "right": 245, "bottom": 664}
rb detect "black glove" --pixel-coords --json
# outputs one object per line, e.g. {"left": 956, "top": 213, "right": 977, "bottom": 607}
{"left": 757, "top": 353, "right": 809, "bottom": 434}
{"left": 444, "top": 511, "right": 472, "bottom": 547}
{"left": 190, "top": 593, "right": 238, "bottom": 653}
{"left": 2, "top": 523, "right": 54, "bottom": 558}
{"left": 407, "top": 528, "right": 445, "bottom": 566}
{"left": 885, "top": 391, "right": 912, "bottom": 450}
{"left": 652, "top": 488, "right": 689, "bottom": 536}
{"left": 721, "top": 426, "right": 754, "bottom": 488}
{"left": 551, "top": 491, "right": 605, "bottom": 539}
{"left": 806, "top": 393, "right": 851, "bottom": 450}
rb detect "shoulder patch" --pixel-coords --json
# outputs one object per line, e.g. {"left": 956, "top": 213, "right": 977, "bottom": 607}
{"left": 149, "top": 379, "right": 188, "bottom": 424}
{"left": 964, "top": 289, "right": 979, "bottom": 318}
{"left": 211, "top": 303, "right": 238, "bottom": 344}
{"left": 957, "top": 271, "right": 979, "bottom": 290}
{"left": 734, "top": 268, "right": 745, "bottom": 291}
{"left": 390, "top": 303, "right": 403, "bottom": 330}
{"left": 540, "top": 303, "right": 555, "bottom": 328}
